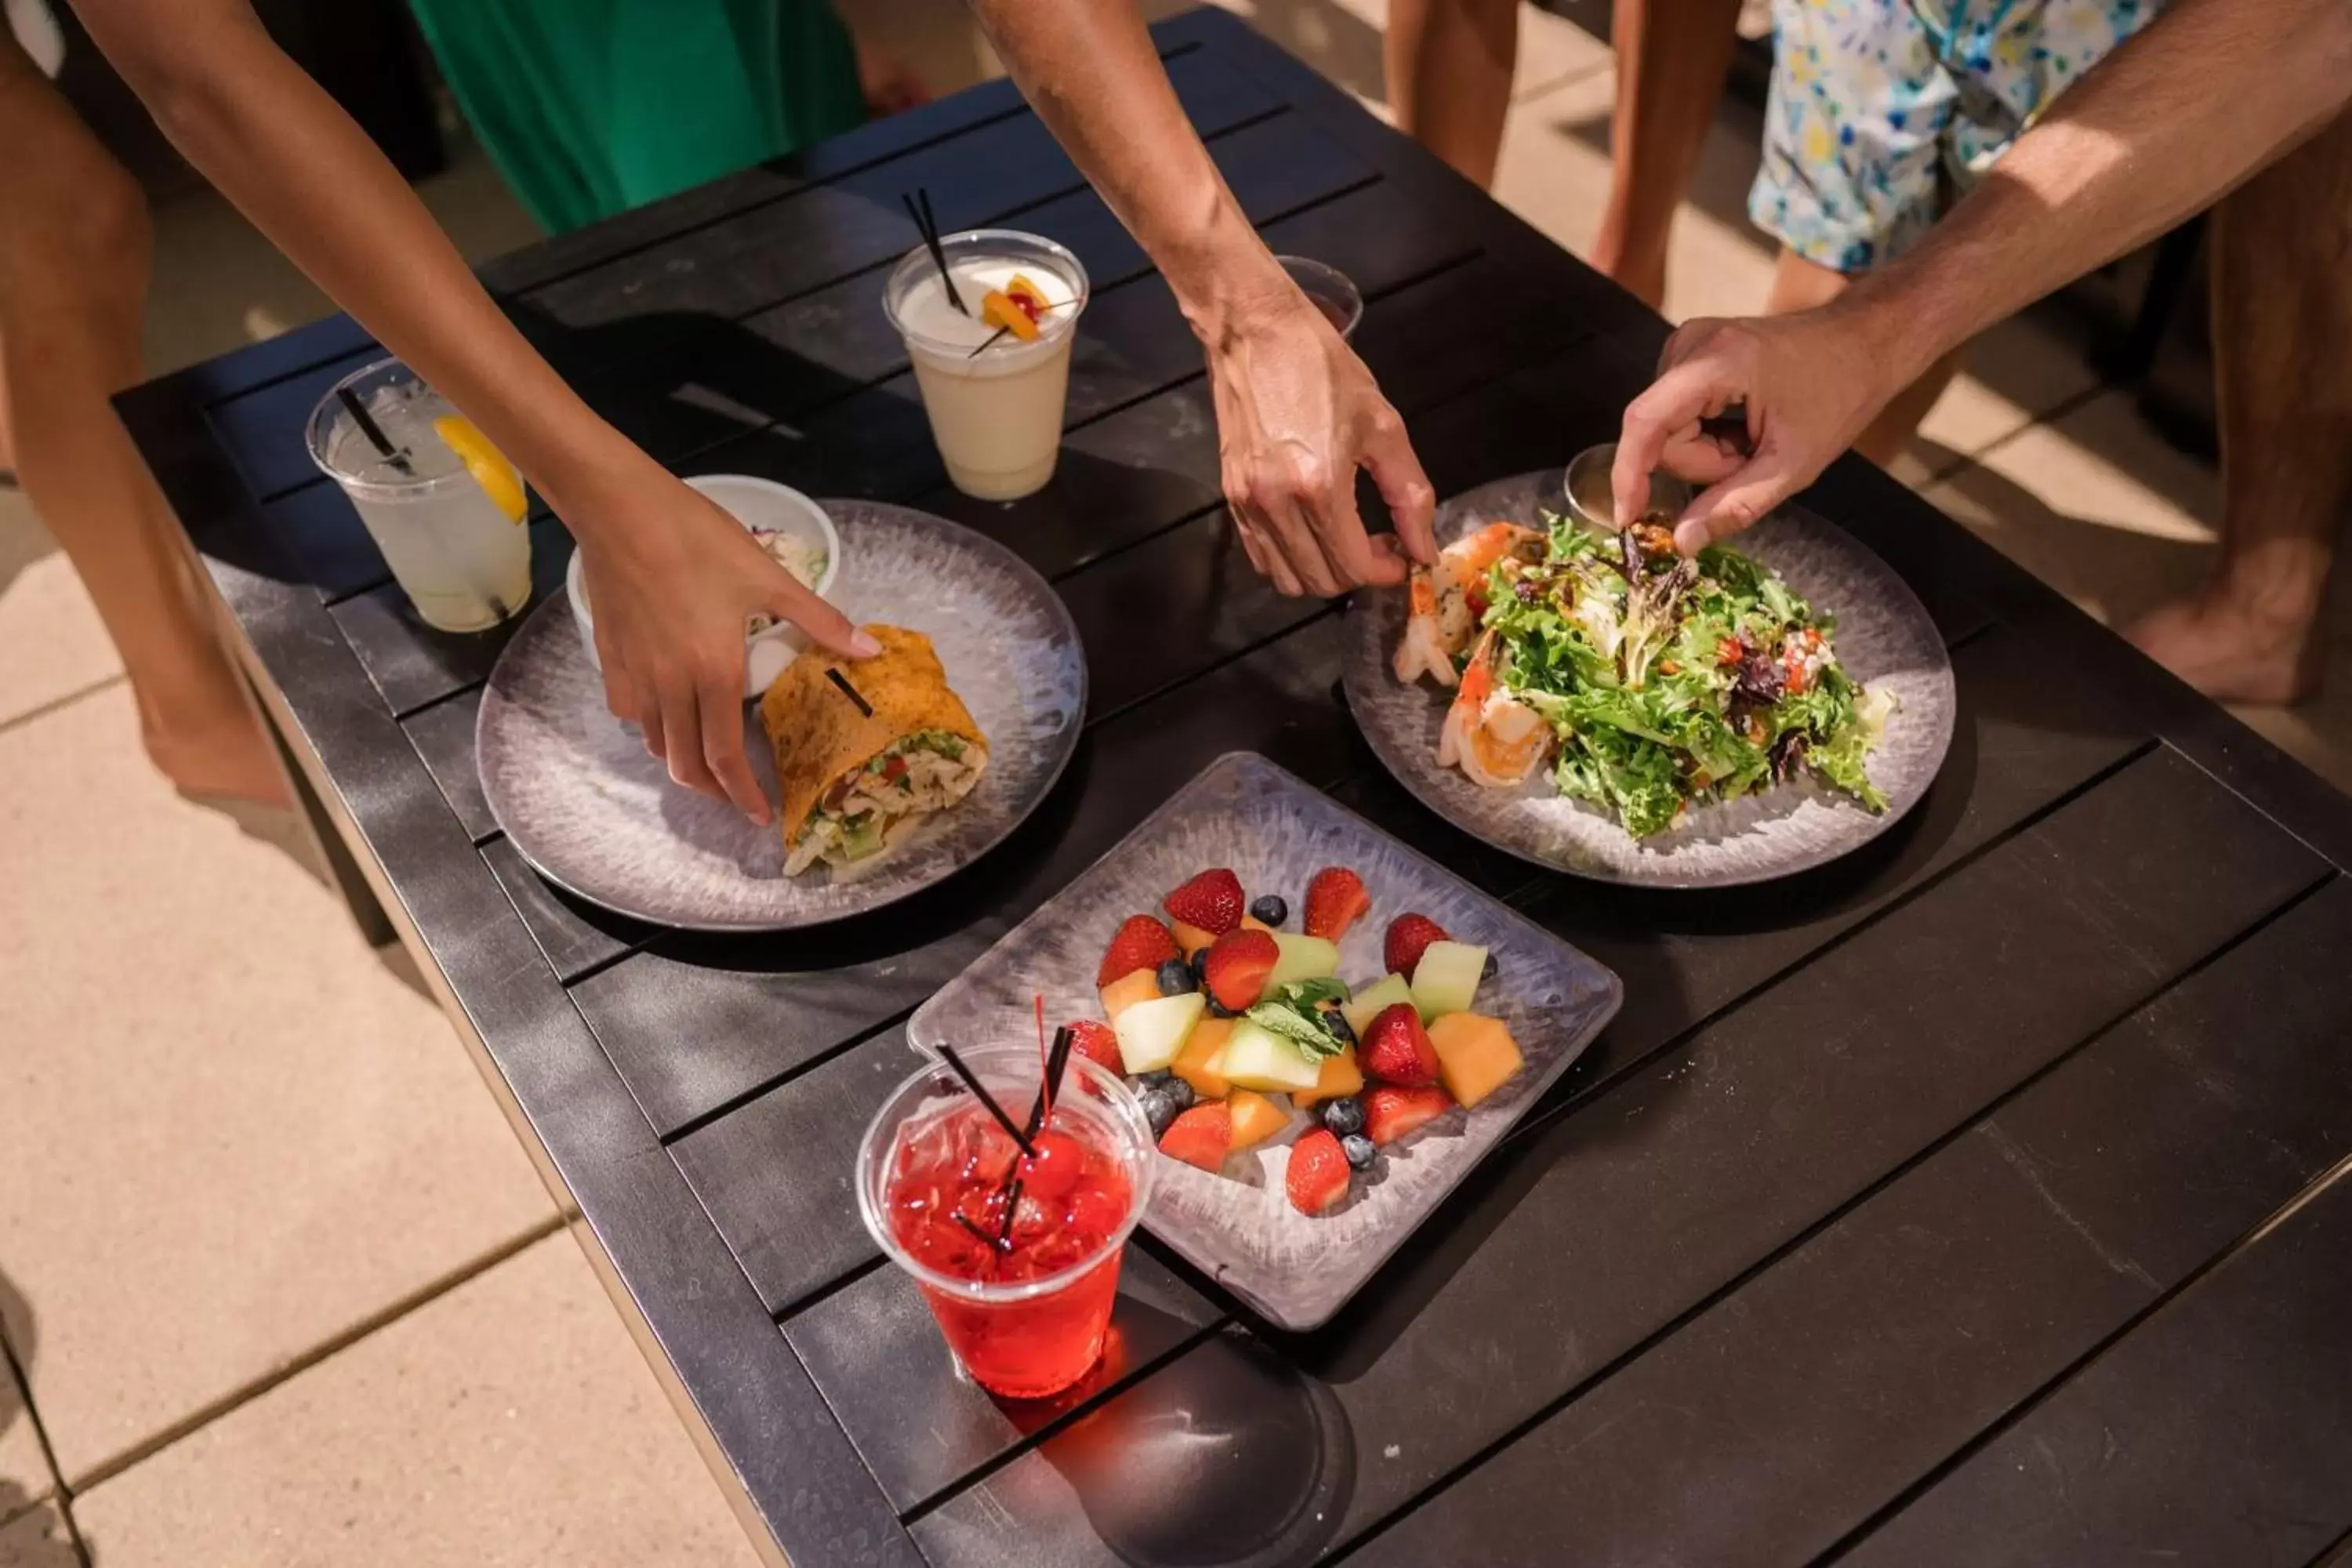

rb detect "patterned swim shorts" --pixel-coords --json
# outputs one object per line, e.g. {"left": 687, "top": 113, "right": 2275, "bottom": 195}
{"left": 1750, "top": 0, "right": 2168, "bottom": 273}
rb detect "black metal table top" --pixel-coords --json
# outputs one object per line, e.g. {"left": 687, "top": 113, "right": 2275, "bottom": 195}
{"left": 119, "top": 13, "right": 2352, "bottom": 1566}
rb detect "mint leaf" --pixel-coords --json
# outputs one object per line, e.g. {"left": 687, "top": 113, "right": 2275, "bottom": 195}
{"left": 1272, "top": 977, "right": 1349, "bottom": 1011}
{"left": 1243, "top": 1001, "right": 1344, "bottom": 1062}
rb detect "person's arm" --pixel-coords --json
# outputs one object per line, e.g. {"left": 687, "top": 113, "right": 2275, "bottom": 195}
{"left": 966, "top": 0, "right": 1436, "bottom": 595}
{"left": 68, "top": 0, "right": 876, "bottom": 822}
{"left": 1613, "top": 0, "right": 2352, "bottom": 551}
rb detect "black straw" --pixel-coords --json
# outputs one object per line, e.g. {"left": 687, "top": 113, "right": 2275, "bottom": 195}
{"left": 936, "top": 1045, "right": 1036, "bottom": 1159}
{"left": 954, "top": 1211, "right": 1004, "bottom": 1253}
{"left": 336, "top": 386, "right": 414, "bottom": 474}
{"left": 902, "top": 190, "right": 968, "bottom": 316}
{"left": 825, "top": 667, "right": 873, "bottom": 717}
{"left": 996, "top": 1178, "right": 1024, "bottom": 1248}
{"left": 1024, "top": 1025, "right": 1075, "bottom": 1141}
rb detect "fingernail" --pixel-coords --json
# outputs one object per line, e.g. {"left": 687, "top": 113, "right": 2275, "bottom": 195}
{"left": 849, "top": 630, "right": 883, "bottom": 657}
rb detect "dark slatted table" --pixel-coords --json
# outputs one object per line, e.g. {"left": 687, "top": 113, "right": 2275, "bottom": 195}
{"left": 121, "top": 13, "right": 2352, "bottom": 1566}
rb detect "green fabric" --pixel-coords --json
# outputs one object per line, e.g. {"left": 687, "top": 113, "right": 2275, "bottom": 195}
{"left": 405, "top": 0, "right": 866, "bottom": 234}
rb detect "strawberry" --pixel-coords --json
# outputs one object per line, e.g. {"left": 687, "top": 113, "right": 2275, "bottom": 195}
{"left": 1363, "top": 1083, "right": 1454, "bottom": 1146}
{"left": 1303, "top": 866, "right": 1371, "bottom": 940}
{"left": 1285, "top": 1129, "right": 1352, "bottom": 1215}
{"left": 1200, "top": 927, "right": 1279, "bottom": 1013}
{"left": 1065, "top": 1019, "right": 1122, "bottom": 1074}
{"left": 1159, "top": 1102, "right": 1232, "bottom": 1171}
{"left": 1384, "top": 913, "right": 1450, "bottom": 979}
{"left": 1163, "top": 869, "right": 1245, "bottom": 937}
{"left": 1359, "top": 1002, "right": 1439, "bottom": 1087}
{"left": 1097, "top": 914, "right": 1179, "bottom": 989}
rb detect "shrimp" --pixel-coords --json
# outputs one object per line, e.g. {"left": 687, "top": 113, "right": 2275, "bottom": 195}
{"left": 1437, "top": 632, "right": 1552, "bottom": 787}
{"left": 1392, "top": 521, "right": 1544, "bottom": 688}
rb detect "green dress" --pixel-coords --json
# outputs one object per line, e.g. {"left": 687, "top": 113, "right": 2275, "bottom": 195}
{"left": 406, "top": 0, "right": 867, "bottom": 234}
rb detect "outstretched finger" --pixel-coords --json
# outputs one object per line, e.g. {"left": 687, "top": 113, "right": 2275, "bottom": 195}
{"left": 1297, "top": 462, "right": 1399, "bottom": 592}
{"left": 657, "top": 677, "right": 721, "bottom": 804}
{"left": 1362, "top": 411, "right": 1437, "bottom": 568}
{"left": 699, "top": 669, "right": 771, "bottom": 824}
{"left": 1614, "top": 360, "right": 1738, "bottom": 526}
{"left": 769, "top": 575, "right": 881, "bottom": 660}
{"left": 1675, "top": 456, "right": 1798, "bottom": 555}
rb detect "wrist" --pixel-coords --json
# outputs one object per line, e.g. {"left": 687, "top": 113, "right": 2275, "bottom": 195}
{"left": 1158, "top": 192, "right": 1308, "bottom": 348}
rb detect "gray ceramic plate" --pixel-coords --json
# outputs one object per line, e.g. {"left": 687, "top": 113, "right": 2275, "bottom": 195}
{"left": 1343, "top": 470, "right": 1955, "bottom": 888}
{"left": 476, "top": 501, "right": 1084, "bottom": 931}
{"left": 906, "top": 752, "right": 1623, "bottom": 1331}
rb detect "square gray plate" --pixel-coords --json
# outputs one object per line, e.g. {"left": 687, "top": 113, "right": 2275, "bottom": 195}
{"left": 906, "top": 751, "right": 1623, "bottom": 1330}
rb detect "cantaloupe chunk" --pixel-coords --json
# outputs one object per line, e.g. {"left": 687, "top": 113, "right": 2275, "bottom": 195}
{"left": 1289, "top": 1045, "right": 1364, "bottom": 1109}
{"left": 1171, "top": 919, "right": 1218, "bottom": 959}
{"left": 1425, "top": 1012, "right": 1523, "bottom": 1109}
{"left": 1100, "top": 968, "right": 1161, "bottom": 1022}
{"left": 1226, "top": 1089, "right": 1287, "bottom": 1152}
{"left": 1173, "top": 1018, "right": 1233, "bottom": 1100}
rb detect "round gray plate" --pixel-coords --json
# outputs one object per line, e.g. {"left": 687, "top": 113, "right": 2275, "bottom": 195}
{"left": 477, "top": 501, "right": 1085, "bottom": 930}
{"left": 1341, "top": 470, "right": 1955, "bottom": 888}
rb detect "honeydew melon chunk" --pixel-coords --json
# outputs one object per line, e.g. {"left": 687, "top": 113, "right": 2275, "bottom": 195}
{"left": 1410, "top": 940, "right": 1487, "bottom": 1020}
{"left": 1339, "top": 973, "right": 1414, "bottom": 1037}
{"left": 1113, "top": 991, "right": 1205, "bottom": 1074}
{"left": 1260, "top": 933, "right": 1341, "bottom": 999}
{"left": 1213, "top": 1018, "right": 1324, "bottom": 1093}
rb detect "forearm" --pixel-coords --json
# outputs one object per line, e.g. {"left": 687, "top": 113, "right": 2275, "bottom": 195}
{"left": 964, "top": 0, "right": 1297, "bottom": 340}
{"left": 1848, "top": 0, "right": 2352, "bottom": 386}
{"left": 69, "top": 0, "right": 652, "bottom": 530}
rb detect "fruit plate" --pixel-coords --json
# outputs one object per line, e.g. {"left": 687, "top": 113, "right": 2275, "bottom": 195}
{"left": 1342, "top": 469, "right": 1956, "bottom": 888}
{"left": 904, "top": 751, "right": 1622, "bottom": 1331}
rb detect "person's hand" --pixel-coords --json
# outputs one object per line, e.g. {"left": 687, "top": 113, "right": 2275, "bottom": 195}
{"left": 851, "top": 34, "right": 932, "bottom": 117}
{"left": 1612, "top": 303, "right": 1903, "bottom": 555}
{"left": 568, "top": 465, "right": 877, "bottom": 822}
{"left": 1207, "top": 293, "right": 1436, "bottom": 596}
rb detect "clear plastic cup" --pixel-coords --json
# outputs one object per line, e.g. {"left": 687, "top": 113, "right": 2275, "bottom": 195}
{"left": 884, "top": 229, "right": 1090, "bottom": 502}
{"left": 306, "top": 358, "right": 532, "bottom": 633}
{"left": 857, "top": 1044, "right": 1155, "bottom": 1399}
{"left": 1277, "top": 255, "right": 1363, "bottom": 341}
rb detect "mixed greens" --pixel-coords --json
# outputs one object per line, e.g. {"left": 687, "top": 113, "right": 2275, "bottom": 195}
{"left": 1475, "top": 512, "right": 1891, "bottom": 838}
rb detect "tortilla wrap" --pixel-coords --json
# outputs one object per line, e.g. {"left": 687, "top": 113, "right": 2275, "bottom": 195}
{"left": 759, "top": 624, "right": 988, "bottom": 862}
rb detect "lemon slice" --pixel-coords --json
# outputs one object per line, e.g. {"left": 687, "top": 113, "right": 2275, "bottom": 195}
{"left": 431, "top": 415, "right": 528, "bottom": 522}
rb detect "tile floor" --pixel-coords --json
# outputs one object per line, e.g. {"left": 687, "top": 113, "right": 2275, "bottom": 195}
{"left": 1, "top": 2, "right": 2343, "bottom": 1564}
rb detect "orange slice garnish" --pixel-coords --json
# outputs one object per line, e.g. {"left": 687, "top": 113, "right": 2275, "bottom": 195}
{"left": 431, "top": 415, "right": 528, "bottom": 522}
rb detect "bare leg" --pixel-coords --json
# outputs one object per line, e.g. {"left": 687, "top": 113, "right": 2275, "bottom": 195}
{"left": 1592, "top": 0, "right": 1744, "bottom": 309}
{"left": 1386, "top": 0, "right": 1519, "bottom": 190}
{"left": 2126, "top": 111, "right": 2352, "bottom": 704}
{"left": 1766, "top": 249, "right": 1966, "bottom": 466}
{"left": 0, "top": 35, "right": 288, "bottom": 805}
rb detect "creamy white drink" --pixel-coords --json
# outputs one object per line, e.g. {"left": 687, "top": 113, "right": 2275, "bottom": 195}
{"left": 884, "top": 230, "right": 1090, "bottom": 502}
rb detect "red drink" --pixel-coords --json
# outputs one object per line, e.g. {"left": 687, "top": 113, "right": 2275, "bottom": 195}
{"left": 859, "top": 1047, "right": 1156, "bottom": 1400}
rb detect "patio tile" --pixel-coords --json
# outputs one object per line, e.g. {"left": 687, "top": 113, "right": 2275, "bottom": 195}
{"left": 0, "top": 1501, "right": 78, "bottom": 1568}
{"left": 69, "top": 1232, "right": 762, "bottom": 1568}
{"left": 0, "top": 686, "right": 556, "bottom": 1484}
{"left": 0, "top": 496, "right": 122, "bottom": 731}
{"left": 1921, "top": 389, "right": 2220, "bottom": 631}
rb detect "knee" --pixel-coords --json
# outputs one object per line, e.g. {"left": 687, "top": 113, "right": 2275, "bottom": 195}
{"left": 0, "top": 139, "right": 151, "bottom": 311}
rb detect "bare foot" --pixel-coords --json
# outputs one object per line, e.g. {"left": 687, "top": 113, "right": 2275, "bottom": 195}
{"left": 2125, "top": 592, "right": 2323, "bottom": 706}
{"left": 140, "top": 695, "right": 294, "bottom": 809}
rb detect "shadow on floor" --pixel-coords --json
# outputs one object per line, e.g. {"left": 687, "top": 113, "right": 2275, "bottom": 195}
{"left": 0, "top": 1269, "right": 91, "bottom": 1567}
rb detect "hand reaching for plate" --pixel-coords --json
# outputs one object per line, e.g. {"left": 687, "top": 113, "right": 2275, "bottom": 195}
{"left": 568, "top": 463, "right": 877, "bottom": 822}
{"left": 1207, "top": 290, "right": 1438, "bottom": 596}
{"left": 1612, "top": 304, "right": 1904, "bottom": 556}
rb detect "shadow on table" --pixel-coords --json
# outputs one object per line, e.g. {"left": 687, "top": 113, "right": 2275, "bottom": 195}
{"left": 1019, "top": 1314, "right": 1355, "bottom": 1568}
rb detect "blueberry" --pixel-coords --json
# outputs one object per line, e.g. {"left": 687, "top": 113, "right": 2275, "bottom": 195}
{"left": 1156, "top": 957, "right": 1196, "bottom": 995}
{"left": 1250, "top": 895, "right": 1288, "bottom": 927}
{"left": 1319, "top": 1004, "right": 1357, "bottom": 1047}
{"left": 1139, "top": 1069, "right": 1174, "bottom": 1089}
{"left": 1206, "top": 996, "right": 1233, "bottom": 1019}
{"left": 1189, "top": 948, "right": 1209, "bottom": 983}
{"left": 1138, "top": 1088, "right": 1178, "bottom": 1138}
{"left": 1482, "top": 952, "right": 1500, "bottom": 981}
{"left": 1162, "top": 1076, "right": 1196, "bottom": 1112}
{"left": 1341, "top": 1134, "right": 1377, "bottom": 1170}
{"left": 1321, "top": 1097, "right": 1365, "bottom": 1138}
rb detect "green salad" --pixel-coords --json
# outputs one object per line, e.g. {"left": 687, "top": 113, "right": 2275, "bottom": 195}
{"left": 1454, "top": 512, "right": 1892, "bottom": 838}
